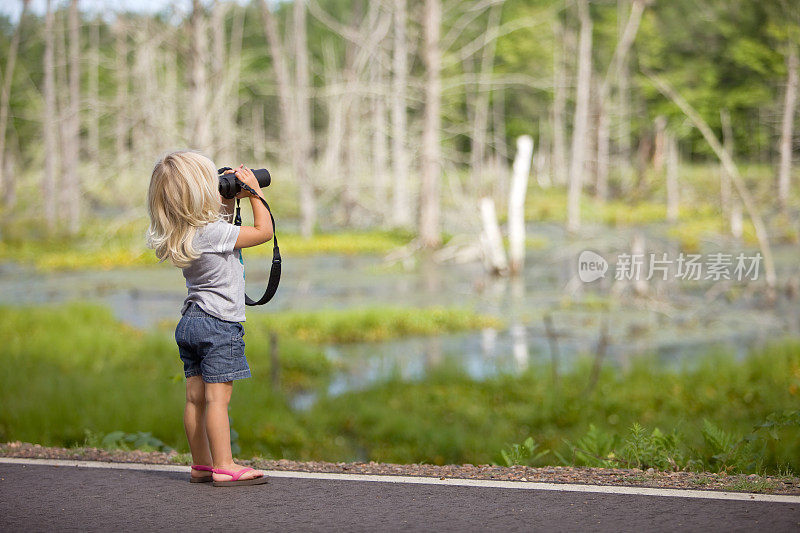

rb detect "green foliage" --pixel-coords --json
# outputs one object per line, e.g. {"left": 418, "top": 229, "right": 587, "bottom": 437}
{"left": 94, "top": 430, "right": 174, "bottom": 453}
{"left": 246, "top": 306, "right": 503, "bottom": 344}
{"left": 562, "top": 424, "right": 620, "bottom": 468}
{"left": 499, "top": 437, "right": 549, "bottom": 467}
{"left": 622, "top": 424, "right": 684, "bottom": 471}
{"left": 503, "top": 413, "right": 799, "bottom": 475}
{"left": 1, "top": 302, "right": 798, "bottom": 474}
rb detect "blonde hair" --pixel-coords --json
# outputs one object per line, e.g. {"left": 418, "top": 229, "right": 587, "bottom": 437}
{"left": 146, "top": 150, "right": 222, "bottom": 268}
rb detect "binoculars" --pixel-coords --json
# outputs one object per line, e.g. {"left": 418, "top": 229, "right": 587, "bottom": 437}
{"left": 217, "top": 167, "right": 271, "bottom": 199}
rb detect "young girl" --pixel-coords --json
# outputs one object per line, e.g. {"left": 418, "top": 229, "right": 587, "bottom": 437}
{"left": 147, "top": 150, "right": 273, "bottom": 487}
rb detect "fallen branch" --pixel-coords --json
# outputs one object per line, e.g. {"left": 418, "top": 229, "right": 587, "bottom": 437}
{"left": 642, "top": 69, "right": 777, "bottom": 292}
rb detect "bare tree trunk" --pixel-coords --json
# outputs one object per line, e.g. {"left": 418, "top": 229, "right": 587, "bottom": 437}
{"left": 652, "top": 115, "right": 666, "bottom": 174}
{"left": 595, "top": 104, "right": 610, "bottom": 200}
{"left": 551, "top": 20, "right": 567, "bottom": 186}
{"left": 294, "top": 0, "right": 316, "bottom": 236}
{"left": 492, "top": 86, "right": 508, "bottom": 202}
{"left": 210, "top": 0, "right": 232, "bottom": 162}
{"left": 470, "top": 4, "right": 502, "bottom": 193}
{"left": 114, "top": 17, "right": 128, "bottom": 168}
{"left": 778, "top": 44, "right": 798, "bottom": 208}
{"left": 391, "top": 0, "right": 411, "bottom": 228}
{"left": 322, "top": 41, "right": 344, "bottom": 183}
{"left": 365, "top": 1, "right": 388, "bottom": 214}
{"left": 718, "top": 113, "right": 731, "bottom": 218}
{"left": 372, "top": 55, "right": 389, "bottom": 210}
{"left": 480, "top": 197, "right": 508, "bottom": 274}
{"left": 720, "top": 108, "right": 742, "bottom": 237}
{"left": 252, "top": 103, "right": 267, "bottom": 163}
{"left": 261, "top": 2, "right": 295, "bottom": 154}
{"left": 132, "top": 24, "right": 159, "bottom": 159}
{"left": 87, "top": 16, "right": 100, "bottom": 171}
{"left": 0, "top": 0, "right": 28, "bottom": 204}
{"left": 189, "top": 0, "right": 211, "bottom": 153}
{"left": 567, "top": 0, "right": 592, "bottom": 233}
{"left": 666, "top": 133, "right": 679, "bottom": 222}
{"left": 535, "top": 120, "right": 551, "bottom": 187}
{"left": 62, "top": 0, "right": 81, "bottom": 234}
{"left": 509, "top": 135, "right": 533, "bottom": 274}
{"left": 260, "top": 1, "right": 316, "bottom": 233}
{"left": 228, "top": 8, "right": 245, "bottom": 162}
{"left": 420, "top": 0, "right": 442, "bottom": 248}
{"left": 645, "top": 70, "right": 777, "bottom": 292}
{"left": 617, "top": 0, "right": 632, "bottom": 166}
{"left": 43, "top": 0, "right": 58, "bottom": 229}
{"left": 340, "top": 26, "right": 359, "bottom": 226}
{"left": 160, "top": 36, "right": 180, "bottom": 148}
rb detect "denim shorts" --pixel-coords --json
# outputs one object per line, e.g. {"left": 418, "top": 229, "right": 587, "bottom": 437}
{"left": 175, "top": 302, "right": 251, "bottom": 383}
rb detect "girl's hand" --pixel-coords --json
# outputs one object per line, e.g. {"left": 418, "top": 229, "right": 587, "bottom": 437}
{"left": 234, "top": 165, "right": 261, "bottom": 199}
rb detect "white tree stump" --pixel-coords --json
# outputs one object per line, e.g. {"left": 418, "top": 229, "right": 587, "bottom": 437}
{"left": 480, "top": 197, "right": 508, "bottom": 275}
{"left": 509, "top": 135, "right": 534, "bottom": 274}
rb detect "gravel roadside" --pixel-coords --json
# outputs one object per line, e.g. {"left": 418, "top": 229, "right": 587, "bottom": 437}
{"left": 2, "top": 441, "right": 798, "bottom": 495}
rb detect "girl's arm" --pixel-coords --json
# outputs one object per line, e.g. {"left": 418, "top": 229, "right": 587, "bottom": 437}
{"left": 233, "top": 165, "right": 274, "bottom": 249}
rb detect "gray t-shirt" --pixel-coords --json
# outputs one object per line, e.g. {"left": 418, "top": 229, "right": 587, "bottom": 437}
{"left": 180, "top": 218, "right": 245, "bottom": 322}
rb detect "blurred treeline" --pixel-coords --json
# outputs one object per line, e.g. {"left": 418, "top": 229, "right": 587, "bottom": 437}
{"left": 0, "top": 0, "right": 798, "bottom": 240}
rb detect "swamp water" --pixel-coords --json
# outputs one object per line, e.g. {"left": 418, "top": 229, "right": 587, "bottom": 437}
{"left": 1, "top": 223, "right": 798, "bottom": 408}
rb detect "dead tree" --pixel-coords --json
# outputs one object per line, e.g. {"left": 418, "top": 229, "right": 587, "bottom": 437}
{"left": 616, "top": 0, "right": 632, "bottom": 167}
{"left": 567, "top": 0, "right": 592, "bottom": 233}
{"left": 391, "top": 0, "right": 411, "bottom": 228}
{"left": 720, "top": 109, "right": 742, "bottom": 238}
{"left": 551, "top": 20, "right": 568, "bottom": 186}
{"left": 262, "top": 0, "right": 316, "bottom": 237}
{"left": 0, "top": 0, "right": 29, "bottom": 206}
{"left": 509, "top": 135, "right": 533, "bottom": 274}
{"left": 87, "top": 16, "right": 100, "bottom": 170}
{"left": 209, "top": 1, "right": 244, "bottom": 163}
{"left": 480, "top": 197, "right": 508, "bottom": 274}
{"left": 370, "top": 3, "right": 390, "bottom": 212}
{"left": 189, "top": 0, "right": 211, "bottom": 154}
{"left": 778, "top": 43, "right": 798, "bottom": 208}
{"left": 293, "top": 0, "right": 316, "bottom": 236}
{"left": 666, "top": 133, "right": 679, "bottom": 222}
{"left": 63, "top": 0, "right": 81, "bottom": 234}
{"left": 114, "top": 16, "right": 129, "bottom": 168}
{"left": 596, "top": 0, "right": 647, "bottom": 202}
{"left": 322, "top": 41, "right": 344, "bottom": 184}
{"left": 43, "top": 0, "right": 58, "bottom": 229}
{"left": 420, "top": 0, "right": 443, "bottom": 248}
{"left": 470, "top": 3, "right": 503, "bottom": 193}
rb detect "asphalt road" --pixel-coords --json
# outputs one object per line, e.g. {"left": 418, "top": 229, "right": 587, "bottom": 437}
{"left": 1, "top": 463, "right": 799, "bottom": 532}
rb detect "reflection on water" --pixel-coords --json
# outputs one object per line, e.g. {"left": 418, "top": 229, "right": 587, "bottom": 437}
{"left": 1, "top": 222, "right": 798, "bottom": 405}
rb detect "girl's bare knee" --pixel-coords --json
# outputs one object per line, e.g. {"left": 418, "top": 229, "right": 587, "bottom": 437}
{"left": 204, "top": 381, "right": 233, "bottom": 405}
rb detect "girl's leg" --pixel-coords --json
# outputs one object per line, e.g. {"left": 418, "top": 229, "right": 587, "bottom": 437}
{"left": 204, "top": 381, "right": 265, "bottom": 481}
{"left": 184, "top": 376, "right": 213, "bottom": 477}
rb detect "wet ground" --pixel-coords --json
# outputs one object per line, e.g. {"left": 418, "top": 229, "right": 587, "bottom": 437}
{"left": 1, "top": 222, "right": 798, "bottom": 399}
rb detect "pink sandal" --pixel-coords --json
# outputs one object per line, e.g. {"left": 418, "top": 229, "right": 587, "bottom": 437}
{"left": 211, "top": 466, "right": 268, "bottom": 487}
{"left": 190, "top": 464, "right": 214, "bottom": 483}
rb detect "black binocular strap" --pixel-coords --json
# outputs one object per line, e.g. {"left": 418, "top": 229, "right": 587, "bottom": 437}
{"left": 233, "top": 182, "right": 281, "bottom": 306}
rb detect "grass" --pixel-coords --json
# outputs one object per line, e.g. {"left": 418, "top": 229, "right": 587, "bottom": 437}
{"left": 0, "top": 302, "right": 798, "bottom": 474}
{"left": 0, "top": 222, "right": 418, "bottom": 271}
{"left": 723, "top": 478, "right": 779, "bottom": 493}
{"left": 243, "top": 307, "right": 503, "bottom": 344}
